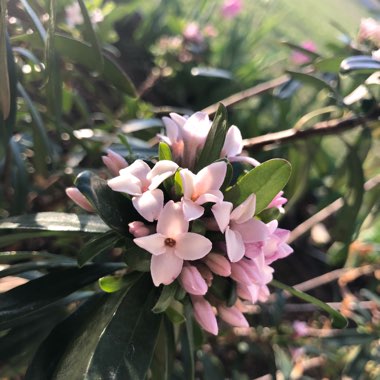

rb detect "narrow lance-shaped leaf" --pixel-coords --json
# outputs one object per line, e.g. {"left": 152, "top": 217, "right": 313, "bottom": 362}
{"left": 0, "top": 0, "right": 10, "bottom": 120}
{"left": 271, "top": 279, "right": 348, "bottom": 328}
{"left": 194, "top": 103, "right": 228, "bottom": 172}
{"left": 224, "top": 159, "right": 292, "bottom": 213}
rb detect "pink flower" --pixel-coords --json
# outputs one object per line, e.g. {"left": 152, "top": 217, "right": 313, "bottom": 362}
{"left": 291, "top": 41, "right": 317, "bottom": 65}
{"left": 65, "top": 2, "right": 83, "bottom": 27}
{"left": 293, "top": 320, "right": 309, "bottom": 337}
{"left": 221, "top": 125, "right": 260, "bottom": 166}
{"left": 221, "top": 0, "right": 242, "bottom": 19}
{"left": 160, "top": 112, "right": 212, "bottom": 169}
{"left": 217, "top": 304, "right": 249, "bottom": 327}
{"left": 128, "top": 221, "right": 154, "bottom": 238}
{"left": 183, "top": 22, "right": 204, "bottom": 44}
{"left": 212, "top": 195, "right": 268, "bottom": 262}
{"left": 230, "top": 256, "right": 273, "bottom": 286}
{"left": 108, "top": 159, "right": 178, "bottom": 222}
{"left": 267, "top": 191, "right": 287, "bottom": 213}
{"left": 65, "top": 187, "right": 94, "bottom": 212}
{"left": 102, "top": 149, "right": 128, "bottom": 176}
{"left": 190, "top": 295, "right": 218, "bottom": 335}
{"left": 133, "top": 201, "right": 212, "bottom": 286}
{"left": 179, "top": 264, "right": 208, "bottom": 295}
{"left": 204, "top": 253, "right": 231, "bottom": 276}
{"left": 180, "top": 161, "right": 227, "bottom": 221}
{"left": 358, "top": 18, "right": 380, "bottom": 46}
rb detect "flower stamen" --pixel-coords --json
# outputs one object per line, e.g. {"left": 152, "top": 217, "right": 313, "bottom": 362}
{"left": 165, "top": 238, "right": 176, "bottom": 247}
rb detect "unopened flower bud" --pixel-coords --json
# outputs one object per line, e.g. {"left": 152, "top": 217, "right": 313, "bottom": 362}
{"left": 66, "top": 187, "right": 94, "bottom": 212}
{"left": 128, "top": 221, "right": 153, "bottom": 238}
{"left": 217, "top": 304, "right": 249, "bottom": 328}
{"left": 102, "top": 149, "right": 128, "bottom": 176}
{"left": 179, "top": 265, "right": 208, "bottom": 295}
{"left": 204, "top": 253, "right": 231, "bottom": 277}
{"left": 190, "top": 295, "right": 218, "bottom": 335}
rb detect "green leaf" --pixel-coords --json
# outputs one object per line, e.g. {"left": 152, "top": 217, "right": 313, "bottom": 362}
{"left": 194, "top": 103, "right": 228, "bottom": 172}
{"left": 314, "top": 57, "right": 345, "bottom": 73}
{"left": 286, "top": 70, "right": 337, "bottom": 95}
{"left": 77, "top": 0, "right": 103, "bottom": 71}
{"left": 224, "top": 159, "right": 292, "bottom": 213}
{"left": 0, "top": 0, "right": 10, "bottom": 120}
{"left": 182, "top": 301, "right": 195, "bottom": 380}
{"left": 152, "top": 282, "right": 178, "bottom": 314}
{"left": 78, "top": 231, "right": 120, "bottom": 267}
{"left": 281, "top": 40, "right": 320, "bottom": 60}
{"left": 165, "top": 302, "right": 186, "bottom": 324}
{"left": 158, "top": 141, "right": 172, "bottom": 161}
{"left": 54, "top": 34, "right": 136, "bottom": 96}
{"left": 124, "top": 242, "right": 151, "bottom": 272}
{"left": 75, "top": 170, "right": 140, "bottom": 235}
{"left": 270, "top": 279, "right": 348, "bottom": 328}
{"left": 0, "top": 264, "right": 124, "bottom": 330}
{"left": 98, "top": 271, "right": 142, "bottom": 293}
{"left": 340, "top": 55, "right": 380, "bottom": 75}
{"left": 19, "top": 0, "right": 46, "bottom": 42}
{"left": 0, "top": 212, "right": 109, "bottom": 233}
{"left": 85, "top": 275, "right": 161, "bottom": 380}
{"left": 209, "top": 276, "right": 237, "bottom": 307}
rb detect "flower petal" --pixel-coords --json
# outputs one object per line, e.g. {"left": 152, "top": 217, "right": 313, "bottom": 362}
{"left": 119, "top": 159, "right": 150, "bottom": 180}
{"left": 230, "top": 194, "right": 256, "bottom": 223}
{"left": 190, "top": 295, "right": 218, "bottom": 335}
{"left": 182, "top": 199, "right": 204, "bottom": 221}
{"left": 157, "top": 201, "right": 189, "bottom": 236}
{"left": 225, "top": 226, "right": 245, "bottom": 262}
{"left": 221, "top": 125, "right": 243, "bottom": 157}
{"left": 175, "top": 233, "right": 212, "bottom": 260}
{"left": 151, "top": 252, "right": 183, "bottom": 286}
{"left": 65, "top": 187, "right": 94, "bottom": 212}
{"left": 107, "top": 173, "right": 142, "bottom": 196}
{"left": 180, "top": 169, "right": 196, "bottom": 199}
{"left": 229, "top": 155, "right": 260, "bottom": 166}
{"left": 232, "top": 218, "right": 268, "bottom": 243}
{"left": 196, "top": 190, "right": 223, "bottom": 205}
{"left": 132, "top": 189, "right": 164, "bottom": 222}
{"left": 169, "top": 112, "right": 187, "bottom": 127}
{"left": 162, "top": 116, "right": 180, "bottom": 141}
{"left": 218, "top": 305, "right": 249, "bottom": 328}
{"left": 195, "top": 161, "right": 227, "bottom": 196}
{"left": 211, "top": 201, "right": 233, "bottom": 233}
{"left": 147, "top": 160, "right": 178, "bottom": 190}
{"left": 133, "top": 233, "right": 166, "bottom": 256}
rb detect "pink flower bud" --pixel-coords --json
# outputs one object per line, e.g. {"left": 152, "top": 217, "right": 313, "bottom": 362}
{"left": 102, "top": 149, "right": 128, "bottom": 176}
{"left": 179, "top": 265, "right": 208, "bottom": 295}
{"left": 204, "top": 253, "right": 231, "bottom": 277}
{"left": 190, "top": 295, "right": 218, "bottom": 335}
{"left": 267, "top": 191, "right": 287, "bottom": 212}
{"left": 293, "top": 320, "right": 309, "bottom": 337}
{"left": 65, "top": 187, "right": 94, "bottom": 212}
{"left": 230, "top": 261, "right": 252, "bottom": 285}
{"left": 128, "top": 221, "right": 154, "bottom": 238}
{"left": 221, "top": 0, "right": 242, "bottom": 19}
{"left": 217, "top": 304, "right": 249, "bottom": 328}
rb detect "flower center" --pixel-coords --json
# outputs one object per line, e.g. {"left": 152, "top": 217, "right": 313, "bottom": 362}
{"left": 164, "top": 238, "right": 176, "bottom": 247}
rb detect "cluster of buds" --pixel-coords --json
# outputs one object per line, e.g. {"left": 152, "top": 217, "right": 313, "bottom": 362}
{"left": 67, "top": 109, "right": 292, "bottom": 335}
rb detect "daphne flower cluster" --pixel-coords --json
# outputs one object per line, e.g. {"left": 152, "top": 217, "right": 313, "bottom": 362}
{"left": 67, "top": 109, "right": 292, "bottom": 335}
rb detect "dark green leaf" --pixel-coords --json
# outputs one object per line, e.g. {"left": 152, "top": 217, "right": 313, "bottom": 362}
{"left": 124, "top": 242, "right": 151, "bottom": 272}
{"left": 19, "top": 0, "right": 46, "bottom": 42}
{"left": 77, "top": 0, "right": 103, "bottom": 71}
{"left": 0, "top": 264, "right": 123, "bottom": 330}
{"left": 286, "top": 70, "right": 336, "bottom": 95}
{"left": 209, "top": 276, "right": 237, "bottom": 307}
{"left": 281, "top": 41, "right": 320, "bottom": 60}
{"left": 181, "top": 301, "right": 195, "bottom": 380}
{"left": 0, "top": 212, "right": 109, "bottom": 233}
{"left": 85, "top": 275, "right": 161, "bottom": 380}
{"left": 78, "top": 231, "right": 120, "bottom": 267}
{"left": 152, "top": 282, "right": 178, "bottom": 314}
{"left": 75, "top": 170, "right": 140, "bottom": 235}
{"left": 98, "top": 271, "right": 142, "bottom": 293}
{"left": 165, "top": 302, "right": 186, "bottom": 324}
{"left": 0, "top": 251, "right": 71, "bottom": 264}
{"left": 270, "top": 279, "right": 348, "bottom": 328}
{"left": 314, "top": 57, "right": 345, "bottom": 73}
{"left": 54, "top": 34, "right": 136, "bottom": 96}
{"left": 194, "top": 103, "right": 228, "bottom": 172}
{"left": 0, "top": 0, "right": 10, "bottom": 120}
{"left": 224, "top": 159, "right": 292, "bottom": 213}
{"left": 340, "top": 55, "right": 380, "bottom": 75}
{"left": 0, "top": 231, "right": 62, "bottom": 249}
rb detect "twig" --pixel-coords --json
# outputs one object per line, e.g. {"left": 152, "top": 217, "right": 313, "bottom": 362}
{"left": 243, "top": 108, "right": 380, "bottom": 151}
{"left": 201, "top": 75, "right": 290, "bottom": 116}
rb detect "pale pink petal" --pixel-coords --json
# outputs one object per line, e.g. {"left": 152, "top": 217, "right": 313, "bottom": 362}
{"left": 182, "top": 199, "right": 205, "bottom": 221}
{"left": 182, "top": 112, "right": 211, "bottom": 143}
{"left": 65, "top": 187, "right": 94, "bottom": 212}
{"left": 225, "top": 227, "right": 245, "bottom": 262}
{"left": 128, "top": 221, "right": 154, "bottom": 238}
{"left": 267, "top": 220, "right": 278, "bottom": 234}
{"left": 102, "top": 156, "right": 119, "bottom": 177}
{"left": 218, "top": 305, "right": 249, "bottom": 328}
{"left": 132, "top": 189, "right": 164, "bottom": 222}
{"left": 204, "top": 253, "right": 231, "bottom": 276}
{"left": 147, "top": 160, "right": 178, "bottom": 189}
{"left": 221, "top": 125, "right": 242, "bottom": 157}
{"left": 119, "top": 159, "right": 150, "bottom": 180}
{"left": 175, "top": 233, "right": 212, "bottom": 260}
{"left": 190, "top": 295, "right": 218, "bottom": 335}
{"left": 195, "top": 190, "right": 223, "bottom": 205}
{"left": 237, "top": 283, "right": 260, "bottom": 303}
{"left": 244, "top": 242, "right": 263, "bottom": 259}
{"left": 230, "top": 262, "right": 251, "bottom": 285}
{"left": 151, "top": 252, "right": 183, "bottom": 286}
{"left": 232, "top": 218, "right": 268, "bottom": 243}
{"left": 102, "top": 149, "right": 128, "bottom": 175}
{"left": 133, "top": 233, "right": 167, "bottom": 256}
{"left": 180, "top": 169, "right": 196, "bottom": 199}
{"left": 230, "top": 194, "right": 256, "bottom": 223}
{"left": 162, "top": 116, "right": 180, "bottom": 142}
{"left": 229, "top": 155, "right": 260, "bottom": 166}
{"left": 169, "top": 112, "right": 187, "bottom": 127}
{"left": 258, "top": 285, "right": 270, "bottom": 302}
{"left": 179, "top": 265, "right": 208, "bottom": 295}
{"left": 251, "top": 254, "right": 274, "bottom": 285}
{"left": 212, "top": 201, "right": 233, "bottom": 233}
{"left": 157, "top": 201, "right": 188, "bottom": 236}
{"left": 108, "top": 174, "right": 142, "bottom": 196}
{"left": 195, "top": 161, "right": 227, "bottom": 196}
